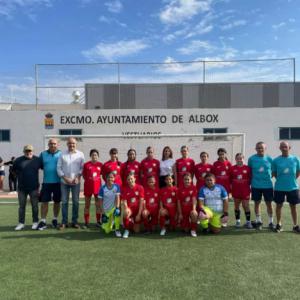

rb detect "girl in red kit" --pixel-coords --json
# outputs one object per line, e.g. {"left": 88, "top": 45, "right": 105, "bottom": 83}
{"left": 174, "top": 145, "right": 195, "bottom": 188}
{"left": 142, "top": 176, "right": 160, "bottom": 233}
{"left": 140, "top": 146, "right": 160, "bottom": 189}
{"left": 230, "top": 153, "right": 252, "bottom": 229}
{"left": 159, "top": 174, "right": 178, "bottom": 236}
{"left": 121, "top": 149, "right": 141, "bottom": 188}
{"left": 82, "top": 149, "right": 103, "bottom": 228}
{"left": 121, "top": 174, "right": 144, "bottom": 238}
{"left": 213, "top": 148, "right": 232, "bottom": 194}
{"left": 194, "top": 152, "right": 213, "bottom": 192}
{"left": 177, "top": 173, "right": 198, "bottom": 237}
{"left": 102, "top": 148, "right": 122, "bottom": 187}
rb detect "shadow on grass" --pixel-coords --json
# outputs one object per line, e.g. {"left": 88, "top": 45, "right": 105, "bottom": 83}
{"left": 1, "top": 225, "right": 276, "bottom": 241}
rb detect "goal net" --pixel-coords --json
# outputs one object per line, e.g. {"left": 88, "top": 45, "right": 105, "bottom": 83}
{"left": 44, "top": 133, "right": 245, "bottom": 163}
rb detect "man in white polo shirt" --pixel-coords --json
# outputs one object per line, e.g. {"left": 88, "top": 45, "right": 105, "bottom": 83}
{"left": 57, "top": 137, "right": 84, "bottom": 229}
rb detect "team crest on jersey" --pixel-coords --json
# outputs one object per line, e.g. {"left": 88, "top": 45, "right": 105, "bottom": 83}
{"left": 221, "top": 171, "right": 226, "bottom": 175}
{"left": 130, "top": 198, "right": 136, "bottom": 203}
{"left": 167, "top": 198, "right": 172, "bottom": 203}
{"left": 237, "top": 175, "right": 243, "bottom": 180}
{"left": 150, "top": 198, "right": 155, "bottom": 204}
{"left": 113, "top": 170, "right": 117, "bottom": 175}
{"left": 148, "top": 168, "right": 152, "bottom": 173}
{"left": 185, "top": 197, "right": 190, "bottom": 202}
{"left": 182, "top": 167, "right": 187, "bottom": 172}
{"left": 202, "top": 173, "right": 206, "bottom": 177}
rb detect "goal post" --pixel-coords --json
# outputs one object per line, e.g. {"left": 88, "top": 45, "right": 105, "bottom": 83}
{"left": 44, "top": 133, "right": 245, "bottom": 163}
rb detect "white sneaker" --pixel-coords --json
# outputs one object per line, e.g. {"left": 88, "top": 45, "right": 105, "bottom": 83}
{"left": 115, "top": 230, "right": 122, "bottom": 238}
{"left": 235, "top": 220, "right": 241, "bottom": 228}
{"left": 221, "top": 222, "right": 228, "bottom": 228}
{"left": 15, "top": 223, "right": 25, "bottom": 231}
{"left": 32, "top": 222, "right": 39, "bottom": 230}
{"left": 244, "top": 222, "right": 253, "bottom": 229}
{"left": 123, "top": 230, "right": 129, "bottom": 239}
{"left": 191, "top": 230, "right": 197, "bottom": 237}
{"left": 160, "top": 228, "right": 166, "bottom": 236}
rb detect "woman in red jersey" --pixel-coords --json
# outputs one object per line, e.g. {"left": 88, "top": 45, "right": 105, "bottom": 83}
{"left": 82, "top": 149, "right": 103, "bottom": 228}
{"left": 121, "top": 174, "right": 144, "bottom": 238}
{"left": 142, "top": 176, "right": 160, "bottom": 233}
{"left": 213, "top": 148, "right": 232, "bottom": 194}
{"left": 174, "top": 145, "right": 195, "bottom": 188}
{"left": 140, "top": 146, "right": 160, "bottom": 189}
{"left": 121, "top": 149, "right": 141, "bottom": 188}
{"left": 194, "top": 152, "right": 213, "bottom": 192}
{"left": 159, "top": 174, "right": 178, "bottom": 236}
{"left": 102, "top": 148, "right": 122, "bottom": 187}
{"left": 177, "top": 173, "right": 198, "bottom": 237}
{"left": 230, "top": 153, "right": 252, "bottom": 229}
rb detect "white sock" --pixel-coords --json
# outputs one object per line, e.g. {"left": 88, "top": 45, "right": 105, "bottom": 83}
{"left": 256, "top": 215, "right": 262, "bottom": 223}
{"left": 41, "top": 218, "right": 46, "bottom": 223}
{"left": 268, "top": 216, "right": 273, "bottom": 224}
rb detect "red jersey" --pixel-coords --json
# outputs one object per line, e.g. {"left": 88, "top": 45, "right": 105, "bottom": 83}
{"left": 121, "top": 160, "right": 141, "bottom": 186}
{"left": 82, "top": 161, "right": 103, "bottom": 196}
{"left": 194, "top": 163, "right": 213, "bottom": 191}
{"left": 178, "top": 185, "right": 197, "bottom": 213}
{"left": 160, "top": 186, "right": 178, "bottom": 214}
{"left": 121, "top": 184, "right": 144, "bottom": 215}
{"left": 175, "top": 158, "right": 195, "bottom": 188}
{"left": 102, "top": 160, "right": 122, "bottom": 186}
{"left": 213, "top": 160, "right": 232, "bottom": 193}
{"left": 140, "top": 158, "right": 160, "bottom": 188}
{"left": 144, "top": 187, "right": 160, "bottom": 214}
{"left": 230, "top": 164, "right": 251, "bottom": 199}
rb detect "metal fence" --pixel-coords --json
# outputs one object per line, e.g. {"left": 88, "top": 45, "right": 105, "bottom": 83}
{"left": 33, "top": 58, "right": 296, "bottom": 107}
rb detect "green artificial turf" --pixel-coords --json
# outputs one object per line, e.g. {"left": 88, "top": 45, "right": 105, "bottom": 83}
{"left": 0, "top": 200, "right": 299, "bottom": 300}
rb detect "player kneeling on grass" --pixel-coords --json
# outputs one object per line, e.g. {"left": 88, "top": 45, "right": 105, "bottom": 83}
{"left": 230, "top": 153, "right": 252, "bottom": 229}
{"left": 99, "top": 172, "right": 122, "bottom": 237}
{"left": 142, "top": 176, "right": 160, "bottom": 233}
{"left": 177, "top": 173, "right": 198, "bottom": 237}
{"left": 159, "top": 174, "right": 178, "bottom": 236}
{"left": 82, "top": 149, "right": 103, "bottom": 228}
{"left": 198, "top": 173, "right": 229, "bottom": 234}
{"left": 121, "top": 174, "right": 144, "bottom": 238}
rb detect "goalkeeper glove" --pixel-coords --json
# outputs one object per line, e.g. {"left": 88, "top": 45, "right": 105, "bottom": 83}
{"left": 113, "top": 207, "right": 121, "bottom": 217}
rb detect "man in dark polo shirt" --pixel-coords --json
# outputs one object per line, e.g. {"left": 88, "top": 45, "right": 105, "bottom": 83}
{"left": 13, "top": 145, "right": 42, "bottom": 231}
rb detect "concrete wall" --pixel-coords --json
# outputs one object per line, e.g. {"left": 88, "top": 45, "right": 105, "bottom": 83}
{"left": 85, "top": 82, "right": 299, "bottom": 109}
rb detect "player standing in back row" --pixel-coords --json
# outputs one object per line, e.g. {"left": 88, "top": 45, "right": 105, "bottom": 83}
{"left": 248, "top": 142, "right": 274, "bottom": 230}
{"left": 174, "top": 146, "right": 195, "bottom": 188}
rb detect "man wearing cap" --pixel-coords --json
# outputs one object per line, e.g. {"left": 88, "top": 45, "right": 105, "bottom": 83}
{"left": 37, "top": 138, "right": 62, "bottom": 230}
{"left": 13, "top": 145, "right": 42, "bottom": 231}
{"left": 57, "top": 137, "right": 84, "bottom": 229}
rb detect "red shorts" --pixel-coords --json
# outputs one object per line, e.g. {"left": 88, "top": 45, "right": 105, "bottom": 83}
{"left": 232, "top": 188, "right": 250, "bottom": 200}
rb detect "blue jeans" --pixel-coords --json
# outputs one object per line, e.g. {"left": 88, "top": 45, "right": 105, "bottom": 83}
{"left": 61, "top": 183, "right": 80, "bottom": 224}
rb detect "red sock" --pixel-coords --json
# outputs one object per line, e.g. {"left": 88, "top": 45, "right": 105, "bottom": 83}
{"left": 170, "top": 217, "right": 177, "bottom": 230}
{"left": 159, "top": 216, "right": 166, "bottom": 229}
{"left": 96, "top": 213, "right": 101, "bottom": 222}
{"left": 84, "top": 213, "right": 90, "bottom": 224}
{"left": 123, "top": 217, "right": 130, "bottom": 230}
{"left": 191, "top": 222, "right": 197, "bottom": 231}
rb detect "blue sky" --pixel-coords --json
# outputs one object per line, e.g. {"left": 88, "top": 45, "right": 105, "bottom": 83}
{"left": 0, "top": 0, "right": 299, "bottom": 103}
